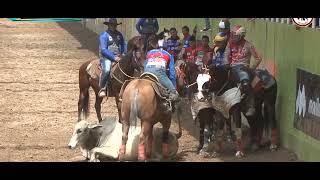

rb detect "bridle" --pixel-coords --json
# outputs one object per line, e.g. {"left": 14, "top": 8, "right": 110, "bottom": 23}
{"left": 111, "top": 50, "right": 143, "bottom": 84}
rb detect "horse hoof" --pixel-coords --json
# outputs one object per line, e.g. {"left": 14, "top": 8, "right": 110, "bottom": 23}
{"left": 235, "top": 151, "right": 245, "bottom": 158}
{"left": 211, "top": 151, "right": 220, "bottom": 158}
{"left": 270, "top": 144, "right": 278, "bottom": 152}
{"left": 251, "top": 143, "right": 259, "bottom": 152}
{"left": 89, "top": 158, "right": 100, "bottom": 162}
{"left": 199, "top": 150, "right": 211, "bottom": 158}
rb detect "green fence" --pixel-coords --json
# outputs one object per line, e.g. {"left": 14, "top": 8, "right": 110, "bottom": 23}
{"left": 81, "top": 18, "right": 320, "bottom": 161}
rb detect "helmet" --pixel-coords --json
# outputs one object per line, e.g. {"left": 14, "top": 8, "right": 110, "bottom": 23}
{"left": 219, "top": 19, "right": 231, "bottom": 29}
{"left": 231, "top": 25, "right": 246, "bottom": 37}
{"left": 214, "top": 32, "right": 227, "bottom": 42}
{"left": 231, "top": 25, "right": 246, "bottom": 43}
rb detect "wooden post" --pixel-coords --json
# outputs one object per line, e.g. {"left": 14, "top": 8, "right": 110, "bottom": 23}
{"left": 312, "top": 18, "right": 316, "bottom": 28}
{"left": 287, "top": 18, "right": 291, "bottom": 24}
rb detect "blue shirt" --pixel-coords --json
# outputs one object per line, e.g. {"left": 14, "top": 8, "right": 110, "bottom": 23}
{"left": 99, "top": 31, "right": 125, "bottom": 61}
{"left": 212, "top": 48, "right": 225, "bottom": 67}
{"left": 144, "top": 49, "right": 176, "bottom": 88}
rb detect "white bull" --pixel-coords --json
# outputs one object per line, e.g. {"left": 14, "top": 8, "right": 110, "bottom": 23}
{"left": 68, "top": 117, "right": 181, "bottom": 162}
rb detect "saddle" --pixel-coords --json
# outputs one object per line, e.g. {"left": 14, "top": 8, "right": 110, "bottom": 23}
{"left": 118, "top": 72, "right": 171, "bottom": 103}
{"left": 139, "top": 72, "right": 170, "bottom": 100}
{"left": 86, "top": 59, "right": 118, "bottom": 82}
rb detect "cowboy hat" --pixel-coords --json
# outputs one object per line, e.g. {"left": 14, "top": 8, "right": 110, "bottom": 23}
{"left": 103, "top": 18, "right": 122, "bottom": 25}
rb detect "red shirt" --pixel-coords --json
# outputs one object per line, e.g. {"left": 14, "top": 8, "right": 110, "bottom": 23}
{"left": 184, "top": 47, "right": 199, "bottom": 64}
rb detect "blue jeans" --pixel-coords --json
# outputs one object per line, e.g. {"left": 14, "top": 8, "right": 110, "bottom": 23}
{"left": 231, "top": 64, "right": 250, "bottom": 83}
{"left": 144, "top": 66, "right": 176, "bottom": 93}
{"left": 99, "top": 58, "right": 112, "bottom": 89}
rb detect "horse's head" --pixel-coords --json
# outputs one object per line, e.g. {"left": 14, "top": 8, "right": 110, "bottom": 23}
{"left": 175, "top": 60, "right": 187, "bottom": 95}
{"left": 208, "top": 64, "right": 232, "bottom": 94}
{"left": 146, "top": 28, "right": 170, "bottom": 52}
{"left": 127, "top": 35, "right": 145, "bottom": 53}
{"left": 122, "top": 36, "right": 146, "bottom": 75}
{"left": 158, "top": 28, "right": 170, "bottom": 40}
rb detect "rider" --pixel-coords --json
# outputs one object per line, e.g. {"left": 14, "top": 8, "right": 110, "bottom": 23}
{"left": 218, "top": 19, "right": 231, "bottom": 42}
{"left": 209, "top": 32, "right": 227, "bottom": 67}
{"left": 136, "top": 18, "right": 159, "bottom": 52}
{"left": 223, "top": 25, "right": 263, "bottom": 116}
{"left": 144, "top": 37, "right": 180, "bottom": 111}
{"left": 98, "top": 18, "right": 125, "bottom": 98}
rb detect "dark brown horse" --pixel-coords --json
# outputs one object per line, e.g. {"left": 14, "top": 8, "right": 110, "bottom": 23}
{"left": 203, "top": 65, "right": 279, "bottom": 157}
{"left": 119, "top": 33, "right": 182, "bottom": 161}
{"left": 77, "top": 36, "right": 145, "bottom": 123}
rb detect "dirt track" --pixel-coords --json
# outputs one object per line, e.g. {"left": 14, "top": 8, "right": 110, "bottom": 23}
{"left": 0, "top": 19, "right": 300, "bottom": 162}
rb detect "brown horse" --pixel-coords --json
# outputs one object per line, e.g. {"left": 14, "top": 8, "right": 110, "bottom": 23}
{"left": 77, "top": 36, "right": 145, "bottom": 123}
{"left": 118, "top": 75, "right": 182, "bottom": 161}
{"left": 119, "top": 34, "right": 182, "bottom": 161}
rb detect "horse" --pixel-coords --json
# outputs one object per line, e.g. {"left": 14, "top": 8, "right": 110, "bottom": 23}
{"left": 118, "top": 33, "right": 182, "bottom": 161}
{"left": 199, "top": 64, "right": 279, "bottom": 158}
{"left": 77, "top": 36, "right": 145, "bottom": 123}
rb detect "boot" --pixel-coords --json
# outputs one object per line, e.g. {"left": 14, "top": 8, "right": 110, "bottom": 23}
{"left": 241, "top": 80, "right": 256, "bottom": 116}
{"left": 98, "top": 72, "right": 108, "bottom": 98}
{"left": 163, "top": 91, "right": 180, "bottom": 113}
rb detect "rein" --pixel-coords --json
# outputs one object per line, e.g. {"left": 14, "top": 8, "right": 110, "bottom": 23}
{"left": 111, "top": 50, "right": 141, "bottom": 84}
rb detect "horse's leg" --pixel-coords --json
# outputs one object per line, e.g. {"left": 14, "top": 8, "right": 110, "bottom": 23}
{"left": 161, "top": 118, "right": 171, "bottom": 160}
{"left": 119, "top": 116, "right": 130, "bottom": 161}
{"left": 94, "top": 96, "right": 103, "bottom": 123}
{"left": 138, "top": 121, "right": 151, "bottom": 161}
{"left": 225, "top": 116, "right": 233, "bottom": 142}
{"left": 231, "top": 104, "right": 244, "bottom": 158}
{"left": 92, "top": 84, "right": 103, "bottom": 123}
{"left": 199, "top": 109, "right": 212, "bottom": 158}
{"left": 265, "top": 85, "right": 279, "bottom": 151}
{"left": 212, "top": 112, "right": 225, "bottom": 157}
{"left": 115, "top": 93, "right": 122, "bottom": 123}
{"left": 146, "top": 128, "right": 153, "bottom": 159}
{"left": 197, "top": 116, "right": 205, "bottom": 153}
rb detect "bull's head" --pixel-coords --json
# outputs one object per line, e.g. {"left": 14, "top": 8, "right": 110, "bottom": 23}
{"left": 195, "top": 73, "right": 211, "bottom": 101}
{"left": 68, "top": 121, "right": 102, "bottom": 149}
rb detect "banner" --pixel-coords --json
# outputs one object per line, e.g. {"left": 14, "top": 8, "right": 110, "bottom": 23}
{"left": 294, "top": 68, "right": 320, "bottom": 140}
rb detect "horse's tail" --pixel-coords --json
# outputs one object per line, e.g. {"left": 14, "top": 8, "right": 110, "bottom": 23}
{"left": 83, "top": 91, "right": 90, "bottom": 120}
{"left": 129, "top": 89, "right": 140, "bottom": 128}
{"left": 79, "top": 61, "right": 91, "bottom": 120}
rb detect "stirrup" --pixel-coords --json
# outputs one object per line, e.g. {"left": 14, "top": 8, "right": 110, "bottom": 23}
{"left": 98, "top": 88, "right": 107, "bottom": 98}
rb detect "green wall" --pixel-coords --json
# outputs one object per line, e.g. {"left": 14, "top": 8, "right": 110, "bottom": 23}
{"left": 82, "top": 18, "right": 320, "bottom": 161}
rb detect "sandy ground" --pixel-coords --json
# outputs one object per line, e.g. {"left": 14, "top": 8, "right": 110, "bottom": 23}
{"left": 0, "top": 19, "right": 300, "bottom": 162}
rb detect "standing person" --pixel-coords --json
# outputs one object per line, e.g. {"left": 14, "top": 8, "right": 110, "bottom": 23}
{"left": 181, "top": 25, "right": 197, "bottom": 48}
{"left": 200, "top": 18, "right": 212, "bottom": 32}
{"left": 164, "top": 27, "right": 182, "bottom": 62}
{"left": 136, "top": 18, "right": 159, "bottom": 52}
{"left": 98, "top": 18, "right": 125, "bottom": 97}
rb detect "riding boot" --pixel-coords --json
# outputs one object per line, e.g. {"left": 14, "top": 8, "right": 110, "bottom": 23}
{"left": 98, "top": 71, "right": 108, "bottom": 98}
{"left": 169, "top": 91, "right": 181, "bottom": 113}
{"left": 241, "top": 80, "right": 255, "bottom": 116}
